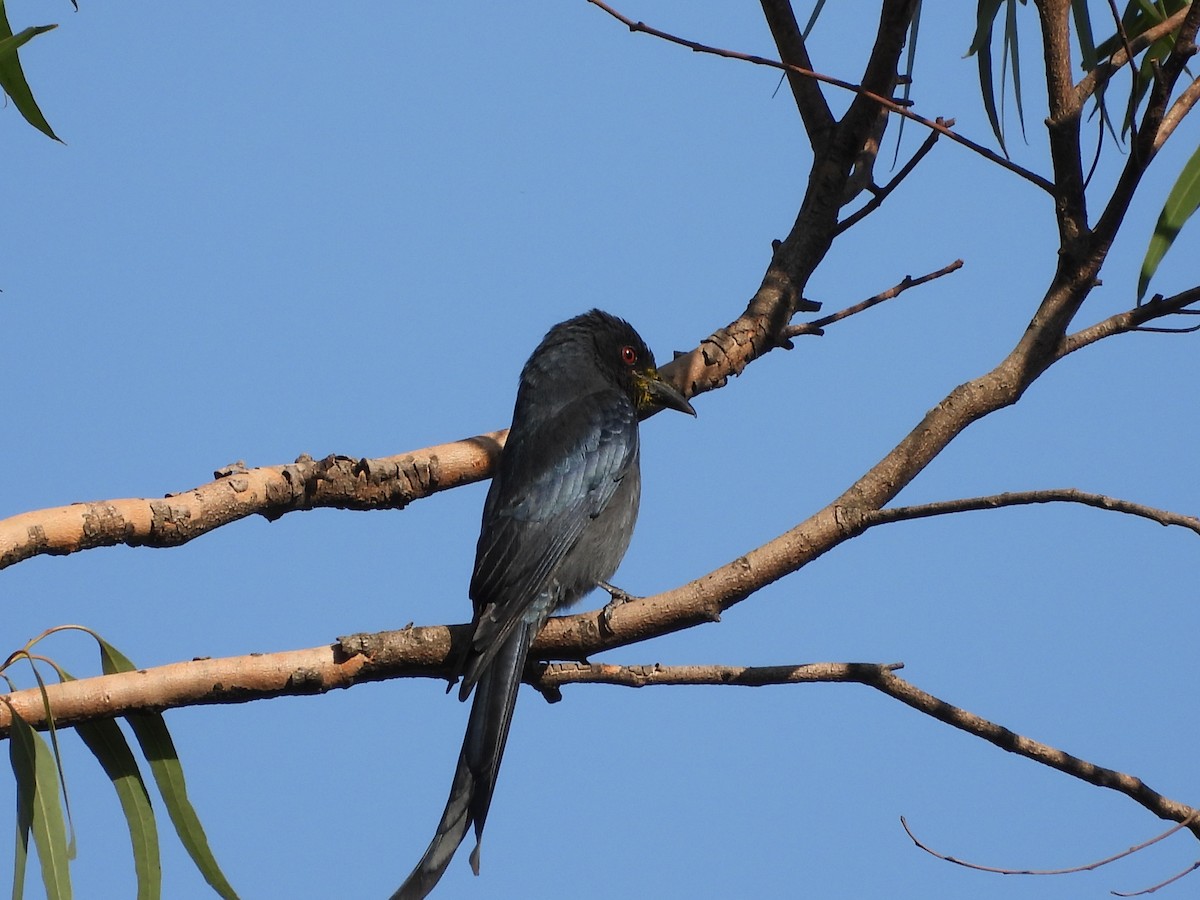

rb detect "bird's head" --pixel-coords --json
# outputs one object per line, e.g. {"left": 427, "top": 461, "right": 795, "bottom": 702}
{"left": 586, "top": 310, "right": 697, "bottom": 417}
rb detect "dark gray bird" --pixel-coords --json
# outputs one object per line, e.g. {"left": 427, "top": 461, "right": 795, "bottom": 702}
{"left": 393, "top": 310, "right": 695, "bottom": 899}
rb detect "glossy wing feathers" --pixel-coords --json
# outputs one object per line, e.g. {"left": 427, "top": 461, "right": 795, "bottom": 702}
{"left": 460, "top": 389, "right": 637, "bottom": 696}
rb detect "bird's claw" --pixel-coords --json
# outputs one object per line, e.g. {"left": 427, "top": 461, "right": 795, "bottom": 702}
{"left": 599, "top": 580, "right": 642, "bottom": 631}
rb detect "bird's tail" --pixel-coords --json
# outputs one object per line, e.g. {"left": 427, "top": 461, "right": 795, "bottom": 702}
{"left": 391, "top": 619, "right": 536, "bottom": 900}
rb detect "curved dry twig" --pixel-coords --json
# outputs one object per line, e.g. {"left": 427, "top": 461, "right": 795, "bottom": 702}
{"left": 901, "top": 813, "right": 1198, "bottom": 877}
{"left": 1112, "top": 859, "right": 1200, "bottom": 897}
{"left": 868, "top": 488, "right": 1200, "bottom": 537}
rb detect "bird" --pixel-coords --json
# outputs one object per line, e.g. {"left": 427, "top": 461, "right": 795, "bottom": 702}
{"left": 393, "top": 309, "right": 696, "bottom": 899}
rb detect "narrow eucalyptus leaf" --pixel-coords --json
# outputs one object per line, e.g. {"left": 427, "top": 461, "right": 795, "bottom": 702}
{"left": 0, "top": 1, "right": 59, "bottom": 140}
{"left": 123, "top": 714, "right": 239, "bottom": 900}
{"left": 7, "top": 712, "right": 71, "bottom": 900}
{"left": 1139, "top": 142, "right": 1200, "bottom": 299}
{"left": 63, "top": 663, "right": 161, "bottom": 900}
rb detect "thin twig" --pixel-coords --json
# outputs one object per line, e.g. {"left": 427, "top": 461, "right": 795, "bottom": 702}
{"left": 1058, "top": 285, "right": 1200, "bottom": 358}
{"left": 835, "top": 124, "right": 944, "bottom": 235}
{"left": 1155, "top": 74, "right": 1200, "bottom": 152}
{"left": 1112, "top": 859, "right": 1200, "bottom": 896}
{"left": 901, "top": 814, "right": 1197, "bottom": 876}
{"left": 867, "top": 488, "right": 1200, "bottom": 537}
{"left": 1105, "top": 0, "right": 1140, "bottom": 149}
{"left": 585, "top": 0, "right": 1054, "bottom": 193}
{"left": 784, "top": 259, "right": 964, "bottom": 339}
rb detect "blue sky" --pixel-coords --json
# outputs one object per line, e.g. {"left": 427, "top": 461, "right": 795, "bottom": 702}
{"left": 3, "top": 3, "right": 1199, "bottom": 898}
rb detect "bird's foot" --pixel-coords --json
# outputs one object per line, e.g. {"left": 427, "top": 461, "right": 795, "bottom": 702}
{"left": 599, "top": 580, "right": 642, "bottom": 632}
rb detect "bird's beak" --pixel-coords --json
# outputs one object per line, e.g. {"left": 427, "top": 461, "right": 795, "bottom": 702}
{"left": 644, "top": 371, "right": 697, "bottom": 416}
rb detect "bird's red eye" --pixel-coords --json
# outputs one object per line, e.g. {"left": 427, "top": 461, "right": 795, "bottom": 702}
{"left": 620, "top": 345, "right": 638, "bottom": 366}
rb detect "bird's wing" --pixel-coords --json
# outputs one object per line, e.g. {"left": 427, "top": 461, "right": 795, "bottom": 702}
{"left": 463, "top": 388, "right": 637, "bottom": 682}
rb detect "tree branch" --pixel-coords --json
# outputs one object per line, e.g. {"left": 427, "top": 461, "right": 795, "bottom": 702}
{"left": 867, "top": 488, "right": 1200, "bottom": 537}
{"left": 1035, "top": 0, "right": 1089, "bottom": 246}
{"left": 1156, "top": 74, "right": 1200, "bottom": 152}
{"left": 901, "top": 813, "right": 1199, "bottom": 876}
{"left": 0, "top": 652, "right": 904, "bottom": 734}
{"left": 1057, "top": 285, "right": 1200, "bottom": 357}
{"left": 0, "top": 439, "right": 505, "bottom": 570}
{"left": 759, "top": 0, "right": 834, "bottom": 145}
{"left": 783, "top": 259, "right": 963, "bottom": 339}
{"left": 532, "top": 659, "right": 902, "bottom": 694}
{"left": 6, "top": 652, "right": 1196, "bottom": 847}
{"left": 871, "top": 666, "right": 1200, "bottom": 838}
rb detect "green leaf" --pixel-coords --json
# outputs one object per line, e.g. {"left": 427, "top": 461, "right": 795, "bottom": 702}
{"left": 1139, "top": 141, "right": 1200, "bottom": 299}
{"left": 0, "top": 1, "right": 60, "bottom": 141}
{"left": 1003, "top": 0, "right": 1027, "bottom": 143}
{"left": 891, "top": 0, "right": 922, "bottom": 165}
{"left": 19, "top": 659, "right": 75, "bottom": 861}
{"left": 800, "top": 0, "right": 827, "bottom": 40}
{"left": 967, "top": 0, "right": 1008, "bottom": 154}
{"left": 7, "top": 707, "right": 71, "bottom": 900}
{"left": 1071, "top": 0, "right": 1098, "bottom": 71}
{"left": 0, "top": 24, "right": 55, "bottom": 63}
{"left": 967, "top": 0, "right": 1005, "bottom": 56}
{"left": 11, "top": 722, "right": 30, "bottom": 900}
{"left": 1094, "top": 0, "right": 1185, "bottom": 60}
{"left": 60, "top": 665, "right": 161, "bottom": 900}
{"left": 122, "top": 714, "right": 239, "bottom": 900}
{"left": 92, "top": 636, "right": 240, "bottom": 900}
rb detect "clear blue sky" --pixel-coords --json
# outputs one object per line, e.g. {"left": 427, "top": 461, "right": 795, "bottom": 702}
{"left": 4, "top": 3, "right": 1199, "bottom": 898}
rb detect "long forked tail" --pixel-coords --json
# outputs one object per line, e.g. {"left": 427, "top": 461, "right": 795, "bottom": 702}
{"left": 391, "top": 620, "right": 536, "bottom": 900}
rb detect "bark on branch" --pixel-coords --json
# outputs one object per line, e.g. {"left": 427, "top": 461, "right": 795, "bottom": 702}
{"left": 5, "top": 653, "right": 1196, "bottom": 847}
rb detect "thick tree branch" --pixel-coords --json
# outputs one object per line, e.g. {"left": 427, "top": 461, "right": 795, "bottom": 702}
{"left": 6, "top": 653, "right": 1196, "bottom": 847}
{"left": 1035, "top": 0, "right": 1089, "bottom": 246}
{"left": 0, "top": 438, "right": 504, "bottom": 570}
{"left": 0, "top": 652, "right": 901, "bottom": 734}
